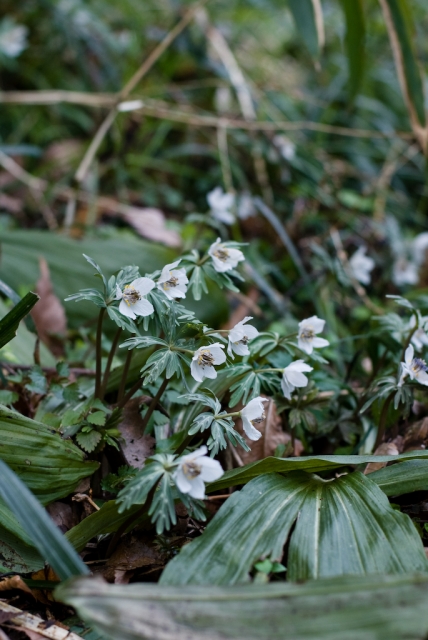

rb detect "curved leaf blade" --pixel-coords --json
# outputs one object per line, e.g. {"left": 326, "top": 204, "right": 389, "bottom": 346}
{"left": 0, "top": 291, "right": 39, "bottom": 349}
{"left": 338, "top": 0, "right": 365, "bottom": 98}
{"left": 162, "top": 471, "right": 427, "bottom": 585}
{"left": 57, "top": 572, "right": 428, "bottom": 640}
{"left": 288, "top": 0, "right": 324, "bottom": 59}
{"left": 0, "top": 459, "right": 88, "bottom": 580}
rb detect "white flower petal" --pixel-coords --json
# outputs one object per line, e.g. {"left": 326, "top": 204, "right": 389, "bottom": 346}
{"left": 416, "top": 370, "right": 428, "bottom": 386}
{"left": 300, "top": 316, "right": 325, "bottom": 333}
{"left": 187, "top": 476, "right": 206, "bottom": 499}
{"left": 199, "top": 457, "right": 224, "bottom": 482}
{"left": 284, "top": 371, "right": 308, "bottom": 387}
{"left": 311, "top": 337, "right": 329, "bottom": 349}
{"left": 231, "top": 342, "right": 250, "bottom": 357}
{"left": 115, "top": 285, "right": 123, "bottom": 300}
{"left": 297, "top": 338, "right": 313, "bottom": 355}
{"left": 242, "top": 416, "right": 262, "bottom": 441}
{"left": 208, "top": 344, "right": 226, "bottom": 365}
{"left": 190, "top": 360, "right": 205, "bottom": 382}
{"left": 285, "top": 360, "right": 313, "bottom": 374}
{"left": 132, "top": 298, "right": 154, "bottom": 317}
{"left": 229, "top": 326, "right": 245, "bottom": 343}
{"left": 281, "top": 376, "right": 294, "bottom": 399}
{"left": 119, "top": 299, "right": 136, "bottom": 319}
{"left": 243, "top": 325, "right": 259, "bottom": 339}
{"left": 241, "top": 397, "right": 266, "bottom": 421}
{"left": 174, "top": 469, "right": 192, "bottom": 494}
{"left": 405, "top": 344, "right": 414, "bottom": 366}
{"left": 132, "top": 277, "right": 155, "bottom": 296}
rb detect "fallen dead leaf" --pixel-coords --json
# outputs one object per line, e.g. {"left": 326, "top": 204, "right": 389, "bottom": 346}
{"left": 31, "top": 258, "right": 67, "bottom": 356}
{"left": 236, "top": 397, "right": 303, "bottom": 464}
{"left": 0, "top": 601, "right": 83, "bottom": 640}
{"left": 118, "top": 398, "right": 156, "bottom": 468}
{"left": 364, "top": 442, "right": 399, "bottom": 475}
{"left": 102, "top": 534, "right": 166, "bottom": 583}
{"left": 0, "top": 575, "right": 34, "bottom": 597}
{"left": 46, "top": 502, "right": 76, "bottom": 533}
{"left": 403, "top": 417, "right": 428, "bottom": 451}
{"left": 120, "top": 207, "right": 181, "bottom": 247}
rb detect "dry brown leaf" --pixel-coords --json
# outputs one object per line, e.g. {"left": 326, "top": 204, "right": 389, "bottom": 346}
{"left": 0, "top": 601, "right": 83, "bottom": 640}
{"left": 46, "top": 502, "right": 76, "bottom": 533}
{"left": 121, "top": 207, "right": 181, "bottom": 247}
{"left": 221, "top": 287, "right": 261, "bottom": 330}
{"left": 236, "top": 397, "right": 303, "bottom": 464}
{"left": 0, "top": 193, "right": 21, "bottom": 213}
{"left": 403, "top": 417, "right": 428, "bottom": 451}
{"left": 103, "top": 534, "right": 165, "bottom": 582}
{"left": 0, "top": 575, "right": 34, "bottom": 597}
{"left": 31, "top": 258, "right": 67, "bottom": 355}
{"left": 364, "top": 442, "right": 399, "bottom": 475}
{"left": 118, "top": 398, "right": 156, "bottom": 468}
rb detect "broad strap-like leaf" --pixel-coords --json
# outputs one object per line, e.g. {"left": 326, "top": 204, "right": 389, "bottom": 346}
{"left": 57, "top": 572, "right": 428, "bottom": 640}
{"left": 368, "top": 458, "right": 428, "bottom": 496}
{"left": 0, "top": 404, "right": 98, "bottom": 503}
{"left": 288, "top": 0, "right": 324, "bottom": 59}
{"left": 338, "top": 0, "right": 365, "bottom": 98}
{"left": 0, "top": 291, "right": 39, "bottom": 349}
{"left": 0, "top": 459, "right": 88, "bottom": 580}
{"left": 161, "top": 471, "right": 427, "bottom": 585}
{"left": 207, "top": 450, "right": 428, "bottom": 492}
{"left": 378, "top": 0, "right": 426, "bottom": 144}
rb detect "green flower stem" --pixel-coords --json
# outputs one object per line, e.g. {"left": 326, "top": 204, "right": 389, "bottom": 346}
{"left": 257, "top": 368, "right": 283, "bottom": 374}
{"left": 118, "top": 348, "right": 133, "bottom": 402}
{"left": 279, "top": 332, "right": 298, "bottom": 342}
{"left": 116, "top": 375, "right": 143, "bottom": 410}
{"left": 171, "top": 347, "right": 195, "bottom": 355}
{"left": 100, "top": 327, "right": 122, "bottom": 399}
{"left": 140, "top": 378, "right": 169, "bottom": 432}
{"left": 94, "top": 307, "right": 106, "bottom": 399}
{"left": 197, "top": 254, "right": 210, "bottom": 266}
{"left": 216, "top": 411, "right": 241, "bottom": 419}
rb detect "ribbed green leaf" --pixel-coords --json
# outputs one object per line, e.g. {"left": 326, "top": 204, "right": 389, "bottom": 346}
{"left": 0, "top": 459, "right": 88, "bottom": 580}
{"left": 0, "top": 404, "right": 98, "bottom": 503}
{"left": 57, "top": 572, "right": 428, "bottom": 640}
{"left": 380, "top": 0, "right": 426, "bottom": 127}
{"left": 338, "top": 0, "right": 365, "bottom": 98}
{"left": 369, "top": 459, "right": 428, "bottom": 496}
{"left": 0, "top": 291, "right": 39, "bottom": 349}
{"left": 288, "top": 0, "right": 323, "bottom": 59}
{"left": 162, "top": 472, "right": 427, "bottom": 585}
{"left": 207, "top": 450, "right": 428, "bottom": 492}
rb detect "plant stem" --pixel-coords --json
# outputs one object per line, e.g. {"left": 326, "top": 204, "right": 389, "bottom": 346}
{"left": 140, "top": 378, "right": 169, "bottom": 432}
{"left": 118, "top": 348, "right": 133, "bottom": 402}
{"left": 374, "top": 391, "right": 395, "bottom": 450}
{"left": 257, "top": 368, "right": 283, "bottom": 374}
{"left": 94, "top": 307, "right": 106, "bottom": 399}
{"left": 116, "top": 376, "right": 144, "bottom": 411}
{"left": 217, "top": 411, "right": 241, "bottom": 419}
{"left": 100, "top": 327, "right": 122, "bottom": 398}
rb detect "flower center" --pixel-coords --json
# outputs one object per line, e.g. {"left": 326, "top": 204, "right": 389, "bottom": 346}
{"left": 123, "top": 285, "right": 141, "bottom": 306}
{"left": 238, "top": 335, "right": 249, "bottom": 345}
{"left": 412, "top": 358, "right": 428, "bottom": 374}
{"left": 197, "top": 350, "right": 215, "bottom": 367}
{"left": 163, "top": 274, "right": 179, "bottom": 289}
{"left": 252, "top": 411, "right": 266, "bottom": 424}
{"left": 182, "top": 461, "right": 202, "bottom": 479}
{"left": 214, "top": 248, "right": 229, "bottom": 262}
{"left": 300, "top": 327, "right": 315, "bottom": 341}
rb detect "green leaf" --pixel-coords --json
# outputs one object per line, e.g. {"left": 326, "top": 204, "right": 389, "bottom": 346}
{"left": 0, "top": 390, "right": 18, "bottom": 406}
{"left": 161, "top": 472, "right": 427, "bottom": 585}
{"left": 0, "top": 459, "right": 89, "bottom": 580}
{"left": 0, "top": 404, "right": 98, "bottom": 503}
{"left": 188, "top": 266, "right": 208, "bottom": 301}
{"left": 206, "top": 451, "right": 428, "bottom": 493}
{"left": 368, "top": 459, "right": 428, "bottom": 496}
{"left": 380, "top": 0, "right": 426, "bottom": 127}
{"left": 338, "top": 0, "right": 365, "bottom": 98}
{"left": 106, "top": 305, "right": 136, "bottom": 332}
{"left": 0, "top": 291, "right": 39, "bottom": 349}
{"left": 55, "top": 572, "right": 428, "bottom": 640}
{"left": 87, "top": 411, "right": 107, "bottom": 426}
{"left": 76, "top": 429, "right": 102, "bottom": 453}
{"left": 288, "top": 0, "right": 324, "bottom": 59}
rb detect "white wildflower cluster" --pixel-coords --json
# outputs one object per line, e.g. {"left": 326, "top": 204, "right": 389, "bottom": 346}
{"left": 174, "top": 445, "right": 223, "bottom": 499}
{"left": 206, "top": 187, "right": 256, "bottom": 226}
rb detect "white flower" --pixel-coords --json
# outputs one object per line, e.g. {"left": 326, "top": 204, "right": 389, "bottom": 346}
{"left": 412, "top": 232, "right": 428, "bottom": 266}
{"left": 273, "top": 135, "right": 296, "bottom": 161}
{"left": 281, "top": 360, "right": 313, "bottom": 399}
{"left": 157, "top": 260, "right": 188, "bottom": 300}
{"left": 208, "top": 238, "right": 245, "bottom": 273}
{"left": 0, "top": 20, "right": 28, "bottom": 58}
{"left": 237, "top": 192, "right": 256, "bottom": 220}
{"left": 348, "top": 247, "right": 375, "bottom": 285}
{"left": 207, "top": 187, "right": 235, "bottom": 225}
{"left": 409, "top": 315, "right": 428, "bottom": 351}
{"left": 116, "top": 277, "right": 155, "bottom": 319}
{"left": 398, "top": 344, "right": 428, "bottom": 387}
{"left": 190, "top": 343, "right": 226, "bottom": 382}
{"left": 240, "top": 397, "right": 268, "bottom": 441}
{"left": 392, "top": 258, "right": 418, "bottom": 286}
{"left": 297, "top": 316, "right": 329, "bottom": 355}
{"left": 227, "top": 316, "right": 259, "bottom": 358}
{"left": 174, "top": 445, "right": 224, "bottom": 499}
